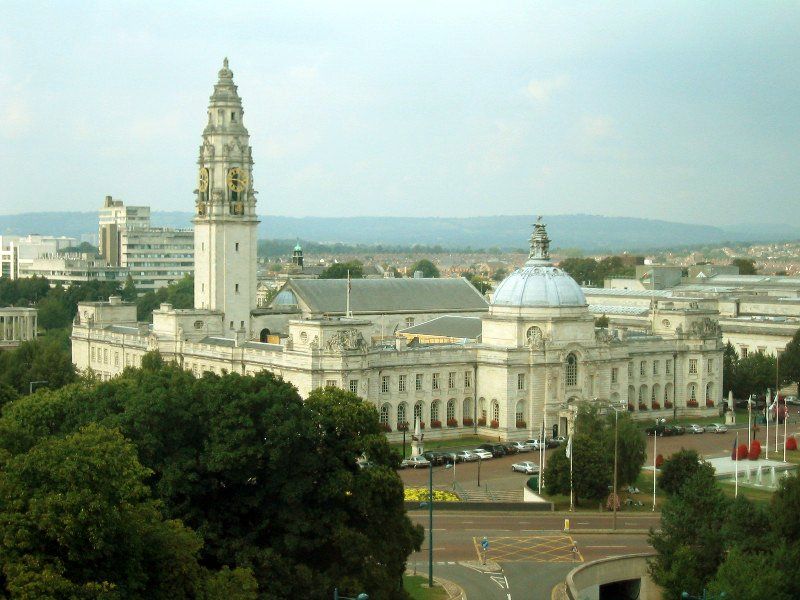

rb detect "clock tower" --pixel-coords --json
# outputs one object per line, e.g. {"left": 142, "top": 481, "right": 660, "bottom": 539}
{"left": 193, "top": 58, "right": 259, "bottom": 335}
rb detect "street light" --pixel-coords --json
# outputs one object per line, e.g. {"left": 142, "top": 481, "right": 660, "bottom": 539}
{"left": 419, "top": 462, "right": 453, "bottom": 589}
{"left": 29, "top": 380, "right": 47, "bottom": 395}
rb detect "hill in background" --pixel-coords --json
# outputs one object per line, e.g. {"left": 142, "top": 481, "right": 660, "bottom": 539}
{"left": 0, "top": 211, "right": 796, "bottom": 253}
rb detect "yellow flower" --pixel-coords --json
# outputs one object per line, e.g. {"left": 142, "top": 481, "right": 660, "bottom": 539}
{"left": 404, "top": 487, "right": 460, "bottom": 502}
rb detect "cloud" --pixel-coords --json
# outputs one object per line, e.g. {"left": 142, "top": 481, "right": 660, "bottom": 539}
{"left": 582, "top": 115, "right": 614, "bottom": 139}
{"left": 525, "top": 75, "right": 569, "bottom": 102}
{"left": 0, "top": 98, "right": 31, "bottom": 138}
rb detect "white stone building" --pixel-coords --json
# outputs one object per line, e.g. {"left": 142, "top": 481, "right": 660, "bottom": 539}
{"left": 71, "top": 60, "right": 723, "bottom": 440}
{"left": 0, "top": 307, "right": 38, "bottom": 351}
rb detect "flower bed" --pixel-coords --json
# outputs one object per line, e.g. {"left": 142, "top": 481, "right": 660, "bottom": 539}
{"left": 749, "top": 440, "right": 761, "bottom": 460}
{"left": 404, "top": 487, "right": 460, "bottom": 502}
{"left": 733, "top": 443, "right": 747, "bottom": 461}
{"left": 664, "top": 401, "right": 673, "bottom": 409}
{"left": 447, "top": 418, "right": 458, "bottom": 427}
{"left": 463, "top": 418, "right": 474, "bottom": 426}
{"left": 652, "top": 401, "right": 661, "bottom": 410}
{"left": 687, "top": 400, "right": 699, "bottom": 408}
{"left": 638, "top": 403, "right": 648, "bottom": 411}
{"left": 516, "top": 420, "right": 527, "bottom": 428}
{"left": 490, "top": 420, "right": 500, "bottom": 429}
{"left": 478, "top": 418, "right": 487, "bottom": 426}
{"left": 706, "top": 401, "right": 715, "bottom": 408}
{"left": 430, "top": 420, "right": 442, "bottom": 428}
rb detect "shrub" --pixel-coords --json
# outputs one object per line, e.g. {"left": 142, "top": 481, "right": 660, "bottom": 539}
{"left": 526, "top": 476, "right": 539, "bottom": 491}
{"left": 734, "top": 444, "right": 747, "bottom": 460}
{"left": 477, "top": 417, "right": 487, "bottom": 426}
{"left": 655, "top": 454, "right": 664, "bottom": 468}
{"left": 430, "top": 420, "right": 442, "bottom": 428}
{"left": 748, "top": 440, "right": 761, "bottom": 460}
{"left": 463, "top": 418, "right": 474, "bottom": 426}
{"left": 446, "top": 418, "right": 458, "bottom": 427}
{"left": 516, "top": 420, "right": 526, "bottom": 428}
{"left": 490, "top": 420, "right": 500, "bottom": 429}
{"left": 787, "top": 437, "right": 798, "bottom": 451}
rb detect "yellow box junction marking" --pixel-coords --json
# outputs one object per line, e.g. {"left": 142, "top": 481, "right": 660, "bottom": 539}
{"left": 472, "top": 535, "right": 584, "bottom": 563}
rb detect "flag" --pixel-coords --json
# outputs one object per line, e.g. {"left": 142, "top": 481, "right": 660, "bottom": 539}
{"left": 565, "top": 435, "right": 572, "bottom": 459}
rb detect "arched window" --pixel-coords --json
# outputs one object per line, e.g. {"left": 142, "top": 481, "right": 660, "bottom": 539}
{"left": 491, "top": 400, "right": 500, "bottom": 423}
{"left": 431, "top": 400, "right": 440, "bottom": 422}
{"left": 651, "top": 384, "right": 660, "bottom": 405}
{"left": 515, "top": 400, "right": 525, "bottom": 426}
{"left": 479, "top": 397, "right": 487, "bottom": 421}
{"left": 689, "top": 384, "right": 697, "bottom": 402}
{"left": 706, "top": 383, "right": 713, "bottom": 403}
{"left": 447, "top": 399, "right": 456, "bottom": 422}
{"left": 566, "top": 353, "right": 578, "bottom": 387}
{"left": 414, "top": 401, "right": 424, "bottom": 425}
{"left": 628, "top": 385, "right": 636, "bottom": 404}
{"left": 463, "top": 398, "right": 473, "bottom": 419}
{"left": 259, "top": 328, "right": 270, "bottom": 343}
{"left": 379, "top": 404, "right": 390, "bottom": 425}
{"left": 665, "top": 383, "right": 673, "bottom": 403}
{"left": 639, "top": 385, "right": 648, "bottom": 404}
{"left": 397, "top": 402, "right": 407, "bottom": 428}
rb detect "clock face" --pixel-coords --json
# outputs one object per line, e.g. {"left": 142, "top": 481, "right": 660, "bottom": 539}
{"left": 226, "top": 167, "right": 248, "bottom": 192}
{"left": 198, "top": 168, "right": 209, "bottom": 192}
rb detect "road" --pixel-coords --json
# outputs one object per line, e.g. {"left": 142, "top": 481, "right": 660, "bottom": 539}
{"left": 406, "top": 511, "right": 655, "bottom": 598}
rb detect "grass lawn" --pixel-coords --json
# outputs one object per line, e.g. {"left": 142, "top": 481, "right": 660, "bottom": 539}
{"left": 719, "top": 481, "right": 776, "bottom": 507}
{"left": 403, "top": 575, "right": 449, "bottom": 600}
{"left": 637, "top": 410, "right": 748, "bottom": 429}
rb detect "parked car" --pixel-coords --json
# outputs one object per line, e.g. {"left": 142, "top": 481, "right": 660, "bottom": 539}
{"left": 705, "top": 423, "right": 728, "bottom": 434}
{"left": 785, "top": 396, "right": 800, "bottom": 406}
{"left": 512, "top": 461, "right": 540, "bottom": 474}
{"left": 423, "top": 451, "right": 446, "bottom": 466}
{"left": 524, "top": 438, "right": 543, "bottom": 450}
{"left": 545, "top": 438, "right": 559, "bottom": 449}
{"left": 668, "top": 425, "right": 685, "bottom": 436}
{"left": 472, "top": 448, "right": 493, "bottom": 460}
{"left": 645, "top": 425, "right": 670, "bottom": 437}
{"left": 688, "top": 424, "right": 705, "bottom": 434}
{"left": 455, "top": 450, "right": 479, "bottom": 462}
{"left": 508, "top": 441, "right": 530, "bottom": 453}
{"left": 478, "top": 443, "right": 507, "bottom": 457}
{"left": 502, "top": 443, "right": 520, "bottom": 455}
{"left": 401, "top": 456, "right": 431, "bottom": 469}
{"left": 552, "top": 436, "right": 567, "bottom": 445}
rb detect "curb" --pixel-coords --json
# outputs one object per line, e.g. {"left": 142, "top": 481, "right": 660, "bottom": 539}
{"left": 406, "top": 570, "right": 467, "bottom": 600}
{"left": 566, "top": 528, "right": 654, "bottom": 535}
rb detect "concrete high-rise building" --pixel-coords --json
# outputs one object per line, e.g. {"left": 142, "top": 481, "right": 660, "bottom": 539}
{"left": 193, "top": 58, "right": 259, "bottom": 333}
{"left": 98, "top": 197, "right": 151, "bottom": 266}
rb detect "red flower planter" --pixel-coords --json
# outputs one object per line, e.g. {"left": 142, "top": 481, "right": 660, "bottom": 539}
{"left": 477, "top": 418, "right": 487, "bottom": 426}
{"left": 748, "top": 440, "right": 761, "bottom": 460}
{"left": 655, "top": 454, "right": 664, "bottom": 468}
{"left": 431, "top": 420, "right": 442, "bottom": 429}
{"left": 463, "top": 418, "right": 474, "bottom": 426}
{"left": 638, "top": 403, "right": 648, "bottom": 411}
{"left": 516, "top": 421, "right": 527, "bottom": 428}
{"left": 379, "top": 423, "right": 392, "bottom": 433}
{"left": 787, "top": 437, "right": 798, "bottom": 451}
{"left": 627, "top": 403, "right": 635, "bottom": 411}
{"left": 706, "top": 401, "right": 714, "bottom": 408}
{"left": 652, "top": 402, "right": 661, "bottom": 410}
{"left": 447, "top": 418, "right": 458, "bottom": 427}
{"left": 490, "top": 420, "right": 500, "bottom": 429}
{"left": 664, "top": 401, "right": 673, "bottom": 409}
{"left": 687, "top": 400, "right": 699, "bottom": 408}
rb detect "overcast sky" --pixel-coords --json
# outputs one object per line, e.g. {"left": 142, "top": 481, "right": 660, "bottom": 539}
{"left": 1, "top": 2, "right": 799, "bottom": 225}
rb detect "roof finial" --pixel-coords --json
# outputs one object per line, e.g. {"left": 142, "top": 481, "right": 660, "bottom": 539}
{"left": 528, "top": 216, "right": 551, "bottom": 262}
{"left": 223, "top": 57, "right": 229, "bottom": 69}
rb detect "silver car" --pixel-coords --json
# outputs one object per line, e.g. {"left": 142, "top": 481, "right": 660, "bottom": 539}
{"left": 456, "top": 450, "right": 479, "bottom": 462}
{"left": 705, "top": 423, "right": 728, "bottom": 434}
{"left": 473, "top": 448, "right": 493, "bottom": 460}
{"left": 401, "top": 456, "right": 431, "bottom": 469}
{"left": 688, "top": 424, "right": 705, "bottom": 434}
{"left": 512, "top": 461, "right": 540, "bottom": 474}
{"left": 509, "top": 441, "right": 530, "bottom": 453}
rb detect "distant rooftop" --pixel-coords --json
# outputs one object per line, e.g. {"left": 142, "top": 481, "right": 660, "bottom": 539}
{"left": 398, "top": 315, "right": 483, "bottom": 340}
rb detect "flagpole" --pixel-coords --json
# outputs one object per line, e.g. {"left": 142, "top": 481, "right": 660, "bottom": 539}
{"left": 748, "top": 395, "right": 752, "bottom": 448}
{"left": 346, "top": 270, "right": 351, "bottom": 318}
{"left": 766, "top": 389, "right": 770, "bottom": 459}
{"left": 735, "top": 431, "right": 739, "bottom": 498}
{"left": 776, "top": 394, "right": 780, "bottom": 453}
{"left": 538, "top": 420, "right": 544, "bottom": 495}
{"left": 652, "top": 422, "right": 657, "bottom": 512}
{"left": 784, "top": 410, "right": 788, "bottom": 463}
{"left": 568, "top": 434, "right": 574, "bottom": 512}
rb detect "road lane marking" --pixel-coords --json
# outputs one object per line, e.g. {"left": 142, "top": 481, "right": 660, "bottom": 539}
{"left": 586, "top": 545, "right": 626, "bottom": 549}
{"left": 577, "top": 522, "right": 589, "bottom": 525}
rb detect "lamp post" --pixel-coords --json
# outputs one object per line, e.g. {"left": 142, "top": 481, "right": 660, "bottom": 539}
{"left": 612, "top": 405, "right": 620, "bottom": 530}
{"left": 420, "top": 462, "right": 452, "bottom": 589}
{"left": 402, "top": 427, "right": 407, "bottom": 460}
{"left": 29, "top": 380, "right": 47, "bottom": 395}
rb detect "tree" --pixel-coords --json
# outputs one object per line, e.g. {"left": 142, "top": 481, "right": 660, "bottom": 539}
{"left": 0, "top": 330, "right": 76, "bottom": 395}
{"left": 648, "top": 469, "right": 730, "bottom": 598}
{"left": 464, "top": 272, "right": 491, "bottom": 294}
{"left": 544, "top": 432, "right": 612, "bottom": 505}
{"left": 780, "top": 328, "right": 800, "bottom": 394}
{"left": 0, "top": 383, "right": 18, "bottom": 411}
{"left": 0, "top": 365, "right": 421, "bottom": 598}
{"left": 658, "top": 449, "right": 714, "bottom": 496}
{"left": 409, "top": 259, "right": 439, "bottom": 278}
{"left": 708, "top": 548, "right": 792, "bottom": 600}
{"left": 121, "top": 274, "right": 138, "bottom": 301}
{"left": 136, "top": 275, "right": 194, "bottom": 321}
{"left": 491, "top": 267, "right": 507, "bottom": 282}
{"left": 731, "top": 258, "right": 757, "bottom": 275}
{"left": 722, "top": 341, "right": 738, "bottom": 397}
{"left": 733, "top": 351, "right": 776, "bottom": 399}
{"left": 0, "top": 424, "right": 217, "bottom": 598}
{"left": 319, "top": 260, "right": 364, "bottom": 279}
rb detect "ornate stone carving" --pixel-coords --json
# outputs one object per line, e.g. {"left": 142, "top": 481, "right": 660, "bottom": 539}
{"left": 689, "top": 317, "right": 721, "bottom": 338}
{"left": 325, "top": 329, "right": 367, "bottom": 353}
{"left": 526, "top": 325, "right": 544, "bottom": 349}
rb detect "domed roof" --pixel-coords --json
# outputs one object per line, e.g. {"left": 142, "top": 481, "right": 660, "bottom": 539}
{"left": 491, "top": 218, "right": 586, "bottom": 309}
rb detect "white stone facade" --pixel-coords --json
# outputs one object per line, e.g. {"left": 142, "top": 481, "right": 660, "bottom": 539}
{"left": 0, "top": 307, "right": 38, "bottom": 351}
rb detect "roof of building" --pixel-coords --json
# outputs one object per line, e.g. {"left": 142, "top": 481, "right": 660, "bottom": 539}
{"left": 198, "top": 336, "right": 237, "bottom": 347}
{"left": 275, "top": 277, "right": 489, "bottom": 314}
{"left": 491, "top": 219, "right": 586, "bottom": 309}
{"left": 398, "top": 315, "right": 483, "bottom": 340}
{"left": 588, "top": 304, "right": 650, "bottom": 316}
{"left": 583, "top": 287, "right": 674, "bottom": 298}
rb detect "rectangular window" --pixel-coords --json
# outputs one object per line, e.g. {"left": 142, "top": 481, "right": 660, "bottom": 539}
{"left": 517, "top": 373, "right": 525, "bottom": 390}
{"left": 349, "top": 379, "right": 358, "bottom": 394}
{"left": 628, "top": 363, "right": 633, "bottom": 377}
{"left": 399, "top": 374, "right": 407, "bottom": 392}
{"left": 91, "top": 348, "right": 95, "bottom": 362}
{"left": 707, "top": 359, "right": 714, "bottom": 373}
{"left": 666, "top": 359, "right": 672, "bottom": 374}
{"left": 240, "top": 320, "right": 244, "bottom": 329}
{"left": 653, "top": 360, "right": 659, "bottom": 375}
{"left": 448, "top": 371, "right": 456, "bottom": 389}
{"left": 741, "top": 346, "right": 748, "bottom": 358}
{"left": 235, "top": 242, "right": 239, "bottom": 252}
{"left": 689, "top": 359, "right": 698, "bottom": 374}
{"left": 405, "top": 317, "right": 415, "bottom": 328}
{"left": 114, "top": 352, "right": 119, "bottom": 367}
{"left": 464, "top": 371, "right": 472, "bottom": 388}
{"left": 611, "top": 367, "right": 618, "bottom": 383}
{"left": 432, "top": 373, "right": 440, "bottom": 391}
{"left": 235, "top": 283, "right": 239, "bottom": 294}
{"left": 326, "top": 379, "right": 337, "bottom": 388}
{"left": 415, "top": 373, "right": 423, "bottom": 391}
{"left": 640, "top": 361, "right": 646, "bottom": 376}
{"left": 381, "top": 376, "right": 390, "bottom": 393}
{"left": 230, "top": 321, "right": 234, "bottom": 329}
{"left": 103, "top": 349, "right": 108, "bottom": 364}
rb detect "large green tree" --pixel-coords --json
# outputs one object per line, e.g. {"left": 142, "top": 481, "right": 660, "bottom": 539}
{"left": 722, "top": 341, "right": 738, "bottom": 397}
{"left": 648, "top": 469, "right": 730, "bottom": 598}
{"left": 657, "top": 449, "right": 714, "bottom": 496}
{"left": 319, "top": 260, "right": 364, "bottom": 280}
{"left": 0, "top": 329, "right": 76, "bottom": 396}
{"left": 0, "top": 423, "right": 231, "bottom": 599}
{"left": 780, "top": 328, "right": 800, "bottom": 394}
{"left": 544, "top": 432, "right": 612, "bottom": 506}
{"left": 731, "top": 257, "right": 757, "bottom": 275}
{"left": 409, "top": 259, "right": 440, "bottom": 278}
{"left": 732, "top": 351, "right": 776, "bottom": 399}
{"left": 0, "top": 362, "right": 421, "bottom": 598}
